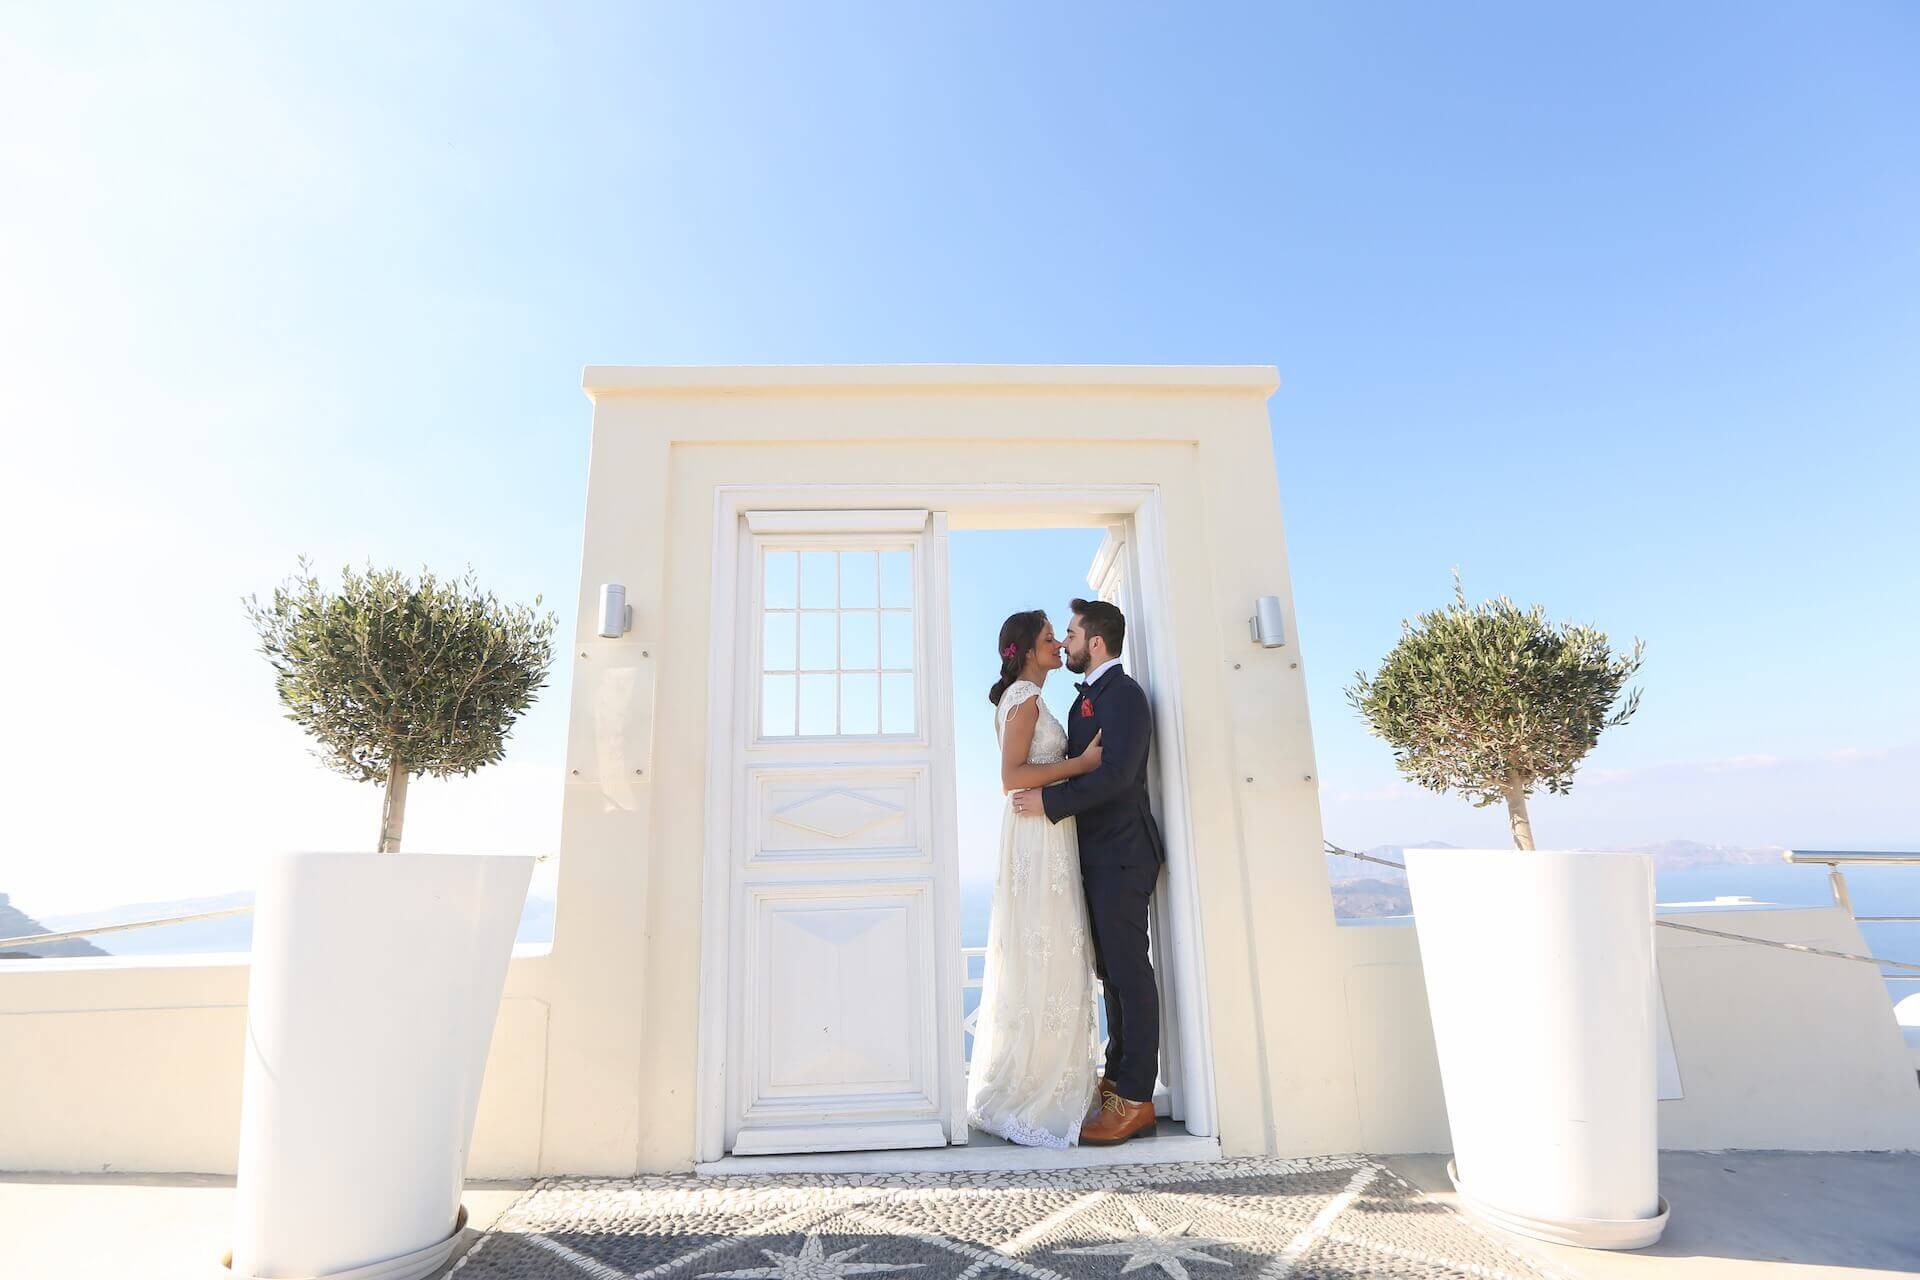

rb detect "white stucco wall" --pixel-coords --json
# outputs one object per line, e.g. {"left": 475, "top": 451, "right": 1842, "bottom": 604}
{"left": 0, "top": 949, "right": 552, "bottom": 1177}
{"left": 4, "top": 366, "right": 1915, "bottom": 1176}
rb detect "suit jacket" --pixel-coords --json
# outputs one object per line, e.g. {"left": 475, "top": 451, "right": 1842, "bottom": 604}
{"left": 1041, "top": 665, "right": 1166, "bottom": 869}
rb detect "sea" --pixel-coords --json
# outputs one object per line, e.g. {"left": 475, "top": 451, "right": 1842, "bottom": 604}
{"left": 17, "top": 862, "right": 1915, "bottom": 1013}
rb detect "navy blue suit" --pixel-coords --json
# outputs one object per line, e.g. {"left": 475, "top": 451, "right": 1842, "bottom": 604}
{"left": 1041, "top": 664, "right": 1163, "bottom": 1102}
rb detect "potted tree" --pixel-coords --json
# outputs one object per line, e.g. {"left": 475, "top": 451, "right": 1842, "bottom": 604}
{"left": 229, "top": 563, "right": 556, "bottom": 1280}
{"left": 1347, "top": 577, "right": 1665, "bottom": 1249}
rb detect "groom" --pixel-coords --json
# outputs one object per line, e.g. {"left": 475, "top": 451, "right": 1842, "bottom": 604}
{"left": 1010, "top": 597, "right": 1164, "bottom": 1145}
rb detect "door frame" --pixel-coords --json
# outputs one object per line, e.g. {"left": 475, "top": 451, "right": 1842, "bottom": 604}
{"left": 696, "top": 483, "right": 1218, "bottom": 1162}
{"left": 1086, "top": 524, "right": 1188, "bottom": 1123}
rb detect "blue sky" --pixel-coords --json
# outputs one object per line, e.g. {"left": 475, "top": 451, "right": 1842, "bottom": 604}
{"left": 3, "top": 3, "right": 1916, "bottom": 912}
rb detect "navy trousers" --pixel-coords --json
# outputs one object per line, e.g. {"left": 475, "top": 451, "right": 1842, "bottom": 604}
{"left": 1083, "top": 860, "right": 1160, "bottom": 1103}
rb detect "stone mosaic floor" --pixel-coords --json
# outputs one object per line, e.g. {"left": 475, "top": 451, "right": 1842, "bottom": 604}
{"left": 445, "top": 1156, "right": 1568, "bottom": 1280}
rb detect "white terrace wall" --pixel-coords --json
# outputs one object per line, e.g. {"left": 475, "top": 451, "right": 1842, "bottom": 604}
{"left": 5, "top": 909, "right": 1909, "bottom": 1175}
{"left": 1339, "top": 907, "right": 1920, "bottom": 1154}
{"left": 0, "top": 950, "right": 553, "bottom": 1177}
{"left": 2, "top": 365, "right": 1915, "bottom": 1175}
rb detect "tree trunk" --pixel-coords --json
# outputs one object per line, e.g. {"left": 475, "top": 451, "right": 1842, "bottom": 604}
{"left": 378, "top": 760, "right": 409, "bottom": 853}
{"left": 1503, "top": 772, "right": 1536, "bottom": 851}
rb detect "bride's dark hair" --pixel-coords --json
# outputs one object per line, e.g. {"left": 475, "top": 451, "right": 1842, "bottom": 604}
{"left": 988, "top": 610, "right": 1049, "bottom": 707}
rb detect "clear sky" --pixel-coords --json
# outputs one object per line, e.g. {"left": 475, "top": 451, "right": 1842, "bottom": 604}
{"left": 3, "top": 4, "right": 1916, "bottom": 914}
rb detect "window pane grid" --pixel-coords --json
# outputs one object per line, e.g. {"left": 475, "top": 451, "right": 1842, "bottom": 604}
{"left": 759, "top": 549, "right": 915, "bottom": 738}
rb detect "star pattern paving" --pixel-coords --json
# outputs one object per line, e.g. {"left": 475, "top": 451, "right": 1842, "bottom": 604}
{"left": 1055, "top": 1205, "right": 1236, "bottom": 1280}
{"left": 702, "top": 1235, "right": 924, "bottom": 1280}
{"left": 445, "top": 1155, "right": 1564, "bottom": 1280}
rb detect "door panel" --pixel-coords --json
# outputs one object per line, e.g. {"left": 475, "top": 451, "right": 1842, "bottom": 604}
{"left": 750, "top": 767, "right": 928, "bottom": 862}
{"left": 725, "top": 511, "right": 960, "bottom": 1155}
{"left": 750, "top": 884, "right": 933, "bottom": 1098}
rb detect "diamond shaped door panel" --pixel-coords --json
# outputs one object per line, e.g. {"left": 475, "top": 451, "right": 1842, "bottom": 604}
{"left": 750, "top": 768, "right": 927, "bottom": 863}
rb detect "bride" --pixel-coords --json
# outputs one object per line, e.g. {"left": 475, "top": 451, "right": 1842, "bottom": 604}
{"left": 966, "top": 609, "right": 1104, "bottom": 1148}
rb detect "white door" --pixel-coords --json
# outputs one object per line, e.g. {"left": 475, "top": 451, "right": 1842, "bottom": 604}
{"left": 1086, "top": 524, "right": 1184, "bottom": 1122}
{"left": 724, "top": 509, "right": 964, "bottom": 1155}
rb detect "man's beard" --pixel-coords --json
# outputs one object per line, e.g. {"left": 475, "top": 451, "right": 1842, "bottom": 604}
{"left": 1064, "top": 648, "right": 1090, "bottom": 674}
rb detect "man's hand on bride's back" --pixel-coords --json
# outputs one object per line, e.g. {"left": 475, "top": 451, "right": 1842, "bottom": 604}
{"left": 1010, "top": 734, "right": 1102, "bottom": 815}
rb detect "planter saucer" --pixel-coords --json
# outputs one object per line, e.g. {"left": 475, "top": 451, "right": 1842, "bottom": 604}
{"left": 218, "top": 1205, "right": 469, "bottom": 1280}
{"left": 1448, "top": 1160, "right": 1668, "bottom": 1250}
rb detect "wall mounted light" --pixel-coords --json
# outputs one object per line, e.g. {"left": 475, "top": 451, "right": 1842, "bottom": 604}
{"left": 598, "top": 583, "right": 633, "bottom": 638}
{"left": 1250, "top": 595, "right": 1286, "bottom": 648}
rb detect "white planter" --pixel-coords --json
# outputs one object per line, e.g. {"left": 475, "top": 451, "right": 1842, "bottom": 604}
{"left": 227, "top": 852, "right": 533, "bottom": 1280}
{"left": 1405, "top": 848, "right": 1669, "bottom": 1250}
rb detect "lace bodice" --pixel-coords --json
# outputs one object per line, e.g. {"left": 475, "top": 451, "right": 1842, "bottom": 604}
{"left": 996, "top": 680, "right": 1068, "bottom": 765}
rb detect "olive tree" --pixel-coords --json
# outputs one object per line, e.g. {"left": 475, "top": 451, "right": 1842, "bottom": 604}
{"left": 246, "top": 561, "right": 558, "bottom": 852}
{"left": 1345, "top": 576, "right": 1643, "bottom": 850}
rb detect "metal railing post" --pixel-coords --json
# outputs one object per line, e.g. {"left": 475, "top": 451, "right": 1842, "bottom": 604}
{"left": 1829, "top": 866, "right": 1855, "bottom": 915}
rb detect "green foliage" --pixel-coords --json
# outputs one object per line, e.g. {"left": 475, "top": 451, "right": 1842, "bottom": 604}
{"left": 245, "top": 561, "right": 558, "bottom": 785}
{"left": 1345, "top": 574, "right": 1643, "bottom": 820}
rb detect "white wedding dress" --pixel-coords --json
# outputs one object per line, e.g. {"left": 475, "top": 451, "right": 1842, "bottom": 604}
{"left": 966, "top": 680, "right": 1101, "bottom": 1148}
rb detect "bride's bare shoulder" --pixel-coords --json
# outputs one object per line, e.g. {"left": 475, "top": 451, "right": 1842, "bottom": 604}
{"left": 998, "top": 681, "right": 1038, "bottom": 712}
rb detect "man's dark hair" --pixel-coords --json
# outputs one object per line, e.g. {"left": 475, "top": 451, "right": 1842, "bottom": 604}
{"left": 1070, "top": 598, "right": 1125, "bottom": 659}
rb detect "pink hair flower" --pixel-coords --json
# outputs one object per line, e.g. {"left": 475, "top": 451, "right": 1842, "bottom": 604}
{"left": 1002, "top": 643, "right": 1019, "bottom": 660}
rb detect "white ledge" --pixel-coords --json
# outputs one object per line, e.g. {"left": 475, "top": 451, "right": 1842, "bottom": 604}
{"left": 581, "top": 363, "right": 1281, "bottom": 398}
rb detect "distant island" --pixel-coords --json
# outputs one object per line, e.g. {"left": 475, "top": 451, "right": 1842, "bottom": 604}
{"left": 0, "top": 893, "right": 107, "bottom": 959}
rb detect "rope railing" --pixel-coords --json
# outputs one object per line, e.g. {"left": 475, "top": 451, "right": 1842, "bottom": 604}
{"left": 1321, "top": 842, "right": 1412, "bottom": 873}
{"left": 1322, "top": 840, "right": 1405, "bottom": 871}
{"left": 1653, "top": 918, "right": 1920, "bottom": 974}
{"left": 0, "top": 905, "right": 255, "bottom": 952}
{"left": 1, "top": 852, "right": 558, "bottom": 953}
{"left": 1324, "top": 841, "right": 1920, "bottom": 979}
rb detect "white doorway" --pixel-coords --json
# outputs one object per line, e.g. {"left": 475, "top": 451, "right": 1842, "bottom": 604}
{"left": 697, "top": 487, "right": 1217, "bottom": 1170}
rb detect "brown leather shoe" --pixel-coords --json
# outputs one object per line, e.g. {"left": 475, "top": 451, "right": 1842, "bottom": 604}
{"left": 1084, "top": 1077, "right": 1115, "bottom": 1125}
{"left": 1080, "top": 1091, "right": 1155, "bottom": 1146}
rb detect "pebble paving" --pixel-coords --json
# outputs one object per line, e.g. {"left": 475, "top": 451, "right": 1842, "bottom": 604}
{"left": 445, "top": 1156, "right": 1568, "bottom": 1280}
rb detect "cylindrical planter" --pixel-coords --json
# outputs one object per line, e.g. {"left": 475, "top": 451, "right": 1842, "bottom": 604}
{"left": 227, "top": 851, "right": 534, "bottom": 1280}
{"left": 1405, "top": 848, "right": 1669, "bottom": 1250}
